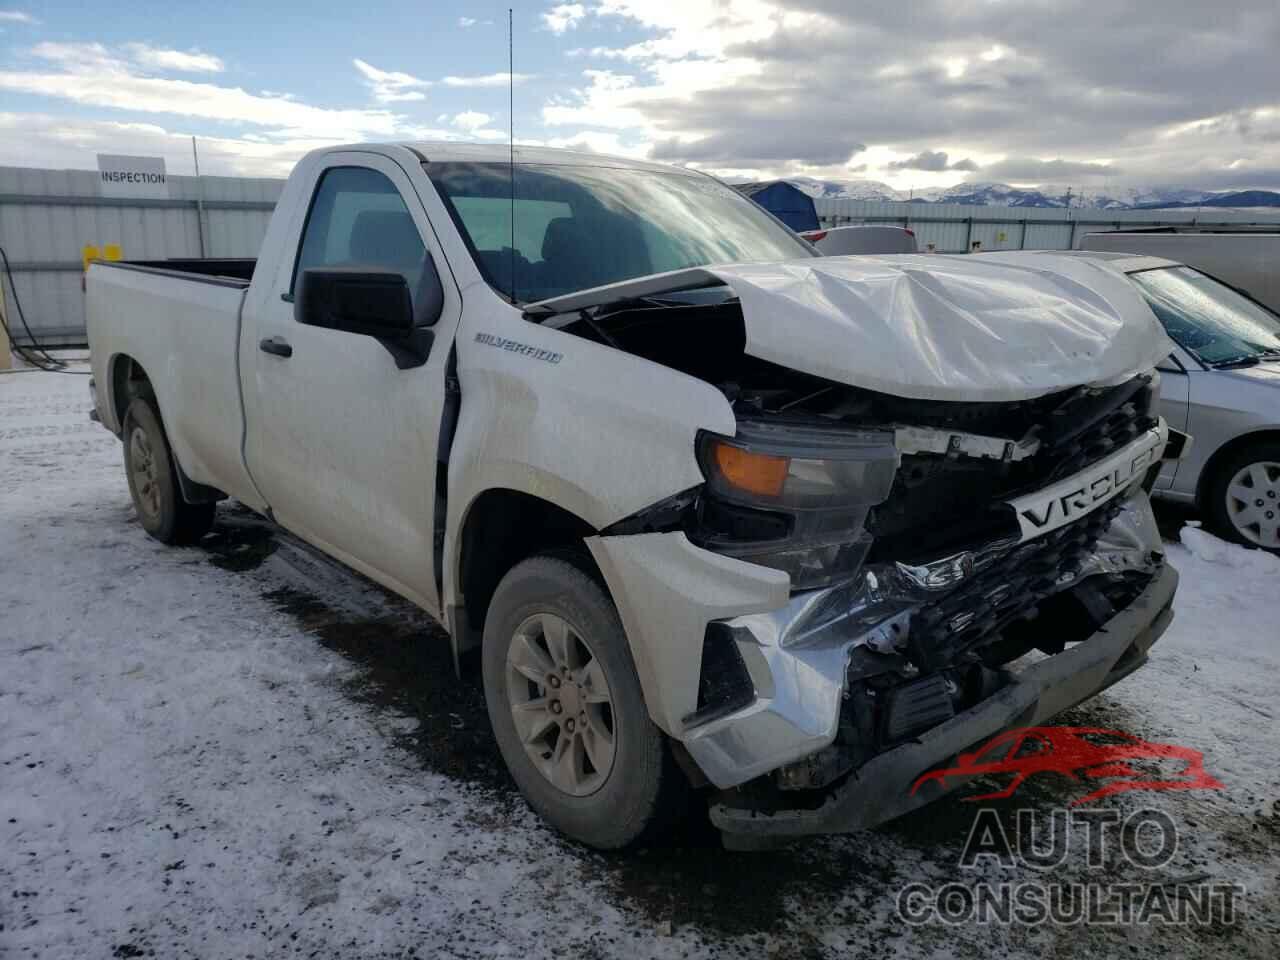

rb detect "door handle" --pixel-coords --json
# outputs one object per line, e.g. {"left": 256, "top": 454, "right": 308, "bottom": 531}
{"left": 259, "top": 336, "right": 293, "bottom": 358}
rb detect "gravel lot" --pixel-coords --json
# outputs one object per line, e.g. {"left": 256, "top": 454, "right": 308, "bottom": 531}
{"left": 3, "top": 368, "right": 1278, "bottom": 959}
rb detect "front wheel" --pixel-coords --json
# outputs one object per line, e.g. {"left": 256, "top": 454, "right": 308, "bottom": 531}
{"left": 122, "top": 397, "right": 215, "bottom": 545}
{"left": 1204, "top": 441, "right": 1280, "bottom": 552}
{"left": 481, "top": 554, "right": 684, "bottom": 849}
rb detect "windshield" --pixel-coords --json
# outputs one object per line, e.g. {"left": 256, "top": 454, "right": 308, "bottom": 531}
{"left": 426, "top": 161, "right": 814, "bottom": 304}
{"left": 1129, "top": 265, "right": 1280, "bottom": 366}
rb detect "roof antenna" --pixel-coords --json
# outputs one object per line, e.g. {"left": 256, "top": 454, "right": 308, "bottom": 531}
{"left": 508, "top": 7, "right": 516, "bottom": 303}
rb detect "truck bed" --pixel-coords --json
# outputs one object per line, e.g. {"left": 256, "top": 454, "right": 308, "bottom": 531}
{"left": 86, "top": 257, "right": 258, "bottom": 509}
{"left": 98, "top": 258, "right": 257, "bottom": 288}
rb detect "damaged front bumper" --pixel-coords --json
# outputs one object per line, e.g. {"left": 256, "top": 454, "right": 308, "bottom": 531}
{"left": 680, "top": 485, "right": 1171, "bottom": 793}
{"left": 709, "top": 561, "right": 1176, "bottom": 837}
{"left": 590, "top": 409, "right": 1183, "bottom": 838}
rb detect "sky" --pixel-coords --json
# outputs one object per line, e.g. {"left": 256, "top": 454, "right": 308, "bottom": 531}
{"left": 1, "top": 0, "right": 1278, "bottom": 193}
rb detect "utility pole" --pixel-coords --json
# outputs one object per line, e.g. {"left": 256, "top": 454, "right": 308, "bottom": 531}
{"left": 192, "top": 136, "right": 208, "bottom": 259}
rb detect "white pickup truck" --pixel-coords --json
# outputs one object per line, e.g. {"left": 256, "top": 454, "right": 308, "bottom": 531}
{"left": 88, "top": 142, "right": 1183, "bottom": 850}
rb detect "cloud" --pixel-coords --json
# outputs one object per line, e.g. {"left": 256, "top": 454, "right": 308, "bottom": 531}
{"left": 0, "top": 106, "right": 525, "bottom": 176}
{"left": 125, "top": 44, "right": 224, "bottom": 73}
{"left": 452, "top": 111, "right": 491, "bottom": 131}
{"left": 450, "top": 110, "right": 507, "bottom": 140}
{"left": 0, "top": 36, "right": 543, "bottom": 174}
{"left": 540, "top": 0, "right": 1280, "bottom": 189}
{"left": 352, "top": 58, "right": 430, "bottom": 103}
{"left": 441, "top": 72, "right": 535, "bottom": 88}
{"left": 888, "top": 149, "right": 978, "bottom": 172}
{"left": 979, "top": 157, "right": 1122, "bottom": 182}
{"left": 542, "top": 4, "right": 587, "bottom": 33}
{"left": 651, "top": 129, "right": 861, "bottom": 167}
{"left": 0, "top": 111, "right": 322, "bottom": 177}
{"left": 545, "top": 130, "right": 650, "bottom": 158}
{"left": 0, "top": 9, "right": 36, "bottom": 23}
{"left": 0, "top": 43, "right": 408, "bottom": 142}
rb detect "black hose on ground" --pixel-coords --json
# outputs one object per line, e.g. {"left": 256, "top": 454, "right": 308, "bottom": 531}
{"left": 0, "top": 245, "right": 88, "bottom": 374}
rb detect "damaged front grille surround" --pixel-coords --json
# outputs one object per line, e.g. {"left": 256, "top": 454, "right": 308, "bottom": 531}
{"left": 906, "top": 498, "right": 1125, "bottom": 670}
{"left": 679, "top": 482, "right": 1165, "bottom": 790}
{"left": 674, "top": 372, "right": 1168, "bottom": 791}
{"left": 866, "top": 373, "right": 1160, "bottom": 562}
{"left": 628, "top": 372, "right": 1163, "bottom": 600}
{"left": 766, "top": 500, "right": 1154, "bottom": 794}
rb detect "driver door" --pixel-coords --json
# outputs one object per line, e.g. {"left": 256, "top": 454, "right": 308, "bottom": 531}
{"left": 241, "top": 152, "right": 460, "bottom": 613}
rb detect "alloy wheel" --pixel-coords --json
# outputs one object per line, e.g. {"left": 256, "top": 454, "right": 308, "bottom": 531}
{"left": 129, "top": 426, "right": 162, "bottom": 522}
{"left": 505, "top": 612, "right": 617, "bottom": 797}
{"left": 1225, "top": 460, "right": 1280, "bottom": 549}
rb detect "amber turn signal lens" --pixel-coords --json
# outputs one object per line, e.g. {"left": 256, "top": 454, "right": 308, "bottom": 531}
{"left": 712, "top": 441, "right": 790, "bottom": 498}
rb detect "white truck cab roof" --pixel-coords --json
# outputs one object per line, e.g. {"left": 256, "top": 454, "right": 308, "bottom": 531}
{"left": 322, "top": 141, "right": 704, "bottom": 176}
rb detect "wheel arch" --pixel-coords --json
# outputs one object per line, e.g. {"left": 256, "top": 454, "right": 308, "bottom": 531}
{"left": 447, "top": 487, "right": 599, "bottom": 669}
{"left": 107, "top": 352, "right": 225, "bottom": 505}
{"left": 107, "top": 352, "right": 154, "bottom": 433}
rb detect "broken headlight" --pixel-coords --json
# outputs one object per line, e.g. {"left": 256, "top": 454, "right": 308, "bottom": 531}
{"left": 695, "top": 420, "right": 898, "bottom": 590}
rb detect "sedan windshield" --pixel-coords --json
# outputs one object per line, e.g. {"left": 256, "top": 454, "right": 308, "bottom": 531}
{"left": 426, "top": 161, "right": 814, "bottom": 304}
{"left": 1129, "top": 265, "right": 1280, "bottom": 366}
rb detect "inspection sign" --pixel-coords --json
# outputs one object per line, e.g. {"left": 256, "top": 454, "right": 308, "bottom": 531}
{"left": 96, "top": 154, "right": 169, "bottom": 199}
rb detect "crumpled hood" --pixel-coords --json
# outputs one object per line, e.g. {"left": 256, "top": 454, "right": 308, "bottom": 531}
{"left": 526, "top": 252, "right": 1174, "bottom": 402}
{"left": 709, "top": 254, "right": 1175, "bottom": 402}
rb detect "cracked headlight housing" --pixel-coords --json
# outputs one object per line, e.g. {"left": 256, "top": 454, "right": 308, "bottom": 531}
{"left": 695, "top": 420, "right": 899, "bottom": 591}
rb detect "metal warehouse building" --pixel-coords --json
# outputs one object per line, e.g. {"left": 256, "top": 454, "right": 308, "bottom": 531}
{"left": 5, "top": 162, "right": 1280, "bottom": 349}
{"left": 812, "top": 198, "right": 1280, "bottom": 255}
{"left": 0, "top": 165, "right": 282, "bottom": 347}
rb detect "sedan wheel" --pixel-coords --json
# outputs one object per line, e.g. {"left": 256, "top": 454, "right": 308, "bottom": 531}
{"left": 1224, "top": 460, "right": 1280, "bottom": 549}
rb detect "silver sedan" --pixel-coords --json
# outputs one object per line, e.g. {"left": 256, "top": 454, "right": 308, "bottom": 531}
{"left": 987, "top": 251, "right": 1280, "bottom": 551}
{"left": 1127, "top": 258, "right": 1280, "bottom": 550}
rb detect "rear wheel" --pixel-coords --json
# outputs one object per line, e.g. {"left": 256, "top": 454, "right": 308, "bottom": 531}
{"left": 122, "top": 397, "right": 215, "bottom": 545}
{"left": 481, "top": 554, "right": 684, "bottom": 849}
{"left": 1204, "top": 441, "right": 1280, "bottom": 552}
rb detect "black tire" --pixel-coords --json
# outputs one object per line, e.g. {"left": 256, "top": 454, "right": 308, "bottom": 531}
{"left": 122, "top": 397, "right": 216, "bottom": 545}
{"left": 1203, "top": 439, "right": 1280, "bottom": 553}
{"left": 481, "top": 554, "right": 685, "bottom": 850}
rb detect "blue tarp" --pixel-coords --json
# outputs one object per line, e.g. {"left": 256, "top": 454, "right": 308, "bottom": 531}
{"left": 734, "top": 181, "right": 819, "bottom": 232}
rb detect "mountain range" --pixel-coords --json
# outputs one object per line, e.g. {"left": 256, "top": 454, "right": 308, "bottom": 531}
{"left": 781, "top": 176, "right": 1280, "bottom": 210}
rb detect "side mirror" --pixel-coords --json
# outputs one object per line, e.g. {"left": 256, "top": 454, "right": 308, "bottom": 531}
{"left": 295, "top": 256, "right": 444, "bottom": 369}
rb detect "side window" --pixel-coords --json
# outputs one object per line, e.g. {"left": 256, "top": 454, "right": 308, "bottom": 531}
{"left": 291, "top": 166, "right": 427, "bottom": 297}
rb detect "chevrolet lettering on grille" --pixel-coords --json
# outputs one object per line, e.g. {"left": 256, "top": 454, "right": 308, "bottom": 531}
{"left": 1007, "top": 421, "right": 1168, "bottom": 542}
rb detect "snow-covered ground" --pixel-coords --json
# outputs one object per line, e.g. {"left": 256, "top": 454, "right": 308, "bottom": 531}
{"left": 3, "top": 369, "right": 1278, "bottom": 959}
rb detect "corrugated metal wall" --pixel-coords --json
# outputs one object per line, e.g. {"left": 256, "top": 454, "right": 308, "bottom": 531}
{"left": 813, "top": 199, "right": 1280, "bottom": 253}
{"left": 0, "top": 165, "right": 283, "bottom": 345}
{"left": 5, "top": 162, "right": 1280, "bottom": 346}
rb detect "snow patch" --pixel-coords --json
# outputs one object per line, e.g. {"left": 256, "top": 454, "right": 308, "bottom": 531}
{"left": 1179, "top": 524, "right": 1280, "bottom": 572}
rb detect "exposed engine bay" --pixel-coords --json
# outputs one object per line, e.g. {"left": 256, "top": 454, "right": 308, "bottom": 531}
{"left": 546, "top": 290, "right": 1172, "bottom": 816}
{"left": 553, "top": 291, "right": 1160, "bottom": 569}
